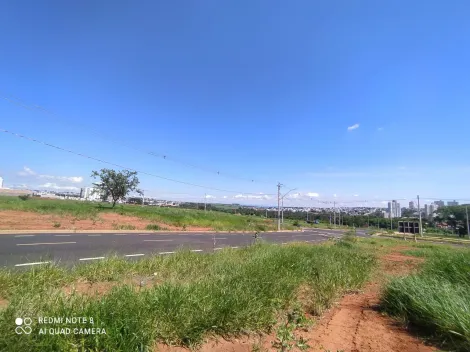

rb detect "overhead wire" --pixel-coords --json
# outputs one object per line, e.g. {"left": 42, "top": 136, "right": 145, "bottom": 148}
{"left": 1, "top": 94, "right": 274, "bottom": 185}
{"left": 0, "top": 128, "right": 277, "bottom": 196}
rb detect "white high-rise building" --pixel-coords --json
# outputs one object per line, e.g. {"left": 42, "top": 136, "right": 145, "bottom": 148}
{"left": 388, "top": 200, "right": 401, "bottom": 218}
{"left": 409, "top": 201, "right": 415, "bottom": 209}
{"left": 80, "top": 187, "right": 103, "bottom": 201}
{"left": 0, "top": 176, "right": 3, "bottom": 188}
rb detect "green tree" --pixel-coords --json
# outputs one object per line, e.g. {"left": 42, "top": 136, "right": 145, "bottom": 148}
{"left": 91, "top": 168, "right": 142, "bottom": 208}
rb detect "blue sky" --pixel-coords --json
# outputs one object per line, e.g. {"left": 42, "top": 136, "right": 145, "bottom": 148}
{"left": 1, "top": 1, "right": 470, "bottom": 207}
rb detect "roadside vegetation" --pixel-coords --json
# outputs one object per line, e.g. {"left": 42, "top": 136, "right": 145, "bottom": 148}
{"left": 0, "top": 196, "right": 305, "bottom": 231}
{"left": 0, "top": 242, "right": 375, "bottom": 351}
{"left": 381, "top": 244, "right": 470, "bottom": 351}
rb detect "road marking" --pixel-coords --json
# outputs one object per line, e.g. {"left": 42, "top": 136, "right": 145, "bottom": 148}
{"left": 215, "top": 237, "right": 227, "bottom": 240}
{"left": 143, "top": 240, "right": 174, "bottom": 242}
{"left": 54, "top": 235, "right": 71, "bottom": 237}
{"left": 14, "top": 235, "right": 35, "bottom": 237}
{"left": 15, "top": 261, "right": 51, "bottom": 267}
{"left": 16, "top": 242, "right": 76, "bottom": 246}
{"left": 231, "top": 246, "right": 239, "bottom": 249}
{"left": 125, "top": 253, "right": 145, "bottom": 257}
{"left": 114, "top": 234, "right": 130, "bottom": 236}
{"left": 79, "top": 257, "right": 105, "bottom": 261}
{"left": 88, "top": 234, "right": 101, "bottom": 237}
{"left": 191, "top": 249, "right": 203, "bottom": 252}
{"left": 214, "top": 247, "right": 224, "bottom": 250}
{"left": 138, "top": 233, "right": 151, "bottom": 236}
{"left": 282, "top": 242, "right": 288, "bottom": 245}
{"left": 159, "top": 251, "right": 175, "bottom": 255}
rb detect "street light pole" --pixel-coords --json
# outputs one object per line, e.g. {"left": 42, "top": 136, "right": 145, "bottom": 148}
{"left": 417, "top": 195, "right": 423, "bottom": 237}
{"left": 277, "top": 183, "right": 282, "bottom": 232}
{"left": 466, "top": 206, "right": 470, "bottom": 239}
{"left": 280, "top": 187, "right": 297, "bottom": 228}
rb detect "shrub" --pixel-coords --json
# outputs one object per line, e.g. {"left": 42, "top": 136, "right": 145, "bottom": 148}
{"left": 145, "top": 224, "right": 161, "bottom": 231}
{"left": 18, "top": 195, "right": 30, "bottom": 201}
{"left": 52, "top": 222, "right": 61, "bottom": 228}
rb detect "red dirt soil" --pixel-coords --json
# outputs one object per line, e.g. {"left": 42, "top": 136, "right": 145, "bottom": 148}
{"left": 0, "top": 210, "right": 212, "bottom": 231}
{"left": 155, "top": 248, "right": 437, "bottom": 352}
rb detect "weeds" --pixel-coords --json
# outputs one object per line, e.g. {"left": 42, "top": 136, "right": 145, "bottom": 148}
{"left": 0, "top": 243, "right": 375, "bottom": 351}
{"left": 112, "top": 223, "right": 136, "bottom": 230}
{"left": 145, "top": 224, "right": 161, "bottom": 231}
{"left": 52, "top": 222, "right": 61, "bottom": 228}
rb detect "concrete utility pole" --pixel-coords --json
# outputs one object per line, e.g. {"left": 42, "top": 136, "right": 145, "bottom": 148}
{"left": 204, "top": 193, "right": 207, "bottom": 212}
{"left": 277, "top": 183, "right": 282, "bottom": 232}
{"left": 466, "top": 206, "right": 470, "bottom": 239}
{"left": 333, "top": 201, "right": 336, "bottom": 228}
{"left": 141, "top": 190, "right": 145, "bottom": 207}
{"left": 281, "top": 188, "right": 297, "bottom": 227}
{"left": 417, "top": 195, "right": 423, "bottom": 237}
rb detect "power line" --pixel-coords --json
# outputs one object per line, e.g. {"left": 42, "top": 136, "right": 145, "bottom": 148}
{"left": 0, "top": 128, "right": 276, "bottom": 196}
{"left": 1, "top": 94, "right": 274, "bottom": 185}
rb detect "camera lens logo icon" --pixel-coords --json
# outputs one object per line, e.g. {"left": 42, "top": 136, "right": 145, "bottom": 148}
{"left": 15, "top": 317, "right": 32, "bottom": 335}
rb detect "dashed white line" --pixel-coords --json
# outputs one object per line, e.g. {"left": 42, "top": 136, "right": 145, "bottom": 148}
{"left": 191, "top": 249, "right": 203, "bottom": 252}
{"left": 124, "top": 253, "right": 145, "bottom": 257}
{"left": 16, "top": 242, "right": 77, "bottom": 246}
{"left": 14, "top": 235, "right": 35, "bottom": 238}
{"left": 143, "top": 240, "right": 174, "bottom": 242}
{"left": 54, "top": 235, "right": 71, "bottom": 237}
{"left": 231, "top": 246, "right": 239, "bottom": 249}
{"left": 282, "top": 242, "right": 288, "bottom": 245}
{"left": 214, "top": 247, "right": 224, "bottom": 251}
{"left": 15, "top": 261, "right": 51, "bottom": 267}
{"left": 215, "top": 237, "right": 228, "bottom": 240}
{"left": 88, "top": 235, "right": 101, "bottom": 237}
{"left": 114, "top": 234, "right": 130, "bottom": 236}
{"left": 79, "top": 257, "right": 105, "bottom": 261}
{"left": 159, "top": 251, "right": 175, "bottom": 255}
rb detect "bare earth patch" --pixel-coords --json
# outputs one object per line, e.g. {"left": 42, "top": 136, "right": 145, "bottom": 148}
{"left": 0, "top": 210, "right": 212, "bottom": 231}
{"left": 155, "top": 246, "right": 437, "bottom": 352}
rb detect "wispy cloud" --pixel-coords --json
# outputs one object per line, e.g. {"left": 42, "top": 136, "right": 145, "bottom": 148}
{"left": 17, "top": 166, "right": 83, "bottom": 183}
{"left": 307, "top": 192, "right": 319, "bottom": 197}
{"left": 354, "top": 194, "right": 359, "bottom": 197}
{"left": 347, "top": 123, "right": 359, "bottom": 131}
{"left": 234, "top": 194, "right": 272, "bottom": 200}
{"left": 38, "top": 183, "right": 80, "bottom": 191}
{"left": 17, "top": 166, "right": 36, "bottom": 176}
{"left": 205, "top": 194, "right": 216, "bottom": 199}
{"left": 377, "top": 127, "right": 384, "bottom": 131}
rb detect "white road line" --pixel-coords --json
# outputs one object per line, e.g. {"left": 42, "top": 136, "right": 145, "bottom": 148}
{"left": 282, "top": 242, "right": 288, "bottom": 245}
{"left": 214, "top": 247, "right": 224, "bottom": 250}
{"left": 15, "top": 261, "right": 51, "bottom": 267}
{"left": 159, "top": 251, "right": 175, "bottom": 255}
{"left": 215, "top": 237, "right": 227, "bottom": 240}
{"left": 88, "top": 235, "right": 101, "bottom": 237}
{"left": 191, "top": 249, "right": 203, "bottom": 252}
{"left": 124, "top": 254, "right": 145, "bottom": 257}
{"left": 231, "top": 246, "right": 239, "bottom": 249}
{"left": 114, "top": 234, "right": 130, "bottom": 236}
{"left": 79, "top": 257, "right": 105, "bottom": 261}
{"left": 138, "top": 233, "right": 151, "bottom": 236}
{"left": 14, "top": 235, "right": 35, "bottom": 237}
{"left": 16, "top": 242, "right": 76, "bottom": 246}
{"left": 143, "top": 240, "right": 174, "bottom": 242}
{"left": 54, "top": 235, "right": 71, "bottom": 237}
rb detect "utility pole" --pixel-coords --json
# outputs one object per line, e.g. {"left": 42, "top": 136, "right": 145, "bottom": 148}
{"left": 141, "top": 190, "right": 144, "bottom": 207}
{"left": 333, "top": 201, "right": 336, "bottom": 228}
{"left": 281, "top": 197, "right": 284, "bottom": 224}
{"left": 466, "top": 206, "right": 470, "bottom": 239}
{"left": 266, "top": 209, "right": 268, "bottom": 218}
{"left": 338, "top": 210, "right": 341, "bottom": 228}
{"left": 417, "top": 195, "right": 423, "bottom": 237}
{"left": 277, "top": 183, "right": 282, "bottom": 232}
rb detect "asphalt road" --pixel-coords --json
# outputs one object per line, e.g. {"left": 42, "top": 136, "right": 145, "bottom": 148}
{"left": 0, "top": 228, "right": 355, "bottom": 267}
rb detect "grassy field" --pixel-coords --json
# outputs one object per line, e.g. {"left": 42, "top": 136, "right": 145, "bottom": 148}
{"left": 381, "top": 244, "right": 470, "bottom": 351}
{"left": 0, "top": 196, "right": 308, "bottom": 231}
{"left": 0, "top": 241, "right": 376, "bottom": 351}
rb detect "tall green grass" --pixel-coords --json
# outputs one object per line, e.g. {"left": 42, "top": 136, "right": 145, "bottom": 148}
{"left": 382, "top": 250, "right": 470, "bottom": 351}
{"left": 0, "top": 243, "right": 375, "bottom": 351}
{"left": 0, "top": 196, "right": 300, "bottom": 231}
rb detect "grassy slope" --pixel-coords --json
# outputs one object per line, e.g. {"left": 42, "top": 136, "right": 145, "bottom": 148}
{"left": 0, "top": 196, "right": 305, "bottom": 231}
{"left": 381, "top": 244, "right": 470, "bottom": 351}
{"left": 0, "top": 242, "right": 375, "bottom": 351}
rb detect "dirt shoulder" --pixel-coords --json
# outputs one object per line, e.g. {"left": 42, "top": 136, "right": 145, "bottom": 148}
{"left": 156, "top": 245, "right": 437, "bottom": 352}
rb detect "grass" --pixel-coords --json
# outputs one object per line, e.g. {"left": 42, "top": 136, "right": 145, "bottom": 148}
{"left": 0, "top": 242, "right": 376, "bottom": 351}
{"left": 0, "top": 196, "right": 305, "bottom": 231}
{"left": 381, "top": 247, "right": 470, "bottom": 351}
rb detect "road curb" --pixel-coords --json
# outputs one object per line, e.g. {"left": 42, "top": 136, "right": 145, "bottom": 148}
{"left": 0, "top": 229, "right": 304, "bottom": 235}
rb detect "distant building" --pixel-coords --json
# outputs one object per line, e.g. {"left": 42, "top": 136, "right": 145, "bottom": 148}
{"left": 0, "top": 176, "right": 3, "bottom": 189}
{"left": 383, "top": 211, "right": 390, "bottom": 218}
{"left": 447, "top": 200, "right": 459, "bottom": 206}
{"left": 388, "top": 200, "right": 401, "bottom": 218}
{"left": 80, "top": 187, "right": 103, "bottom": 201}
{"left": 409, "top": 201, "right": 415, "bottom": 209}
{"left": 434, "top": 200, "right": 445, "bottom": 207}
{"left": 429, "top": 204, "right": 435, "bottom": 217}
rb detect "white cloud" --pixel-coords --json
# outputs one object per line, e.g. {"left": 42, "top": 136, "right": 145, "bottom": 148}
{"left": 354, "top": 194, "right": 359, "bottom": 197}
{"left": 397, "top": 166, "right": 406, "bottom": 170}
{"left": 17, "top": 166, "right": 83, "bottom": 183}
{"left": 306, "top": 192, "right": 319, "bottom": 197}
{"left": 223, "top": 196, "right": 228, "bottom": 199}
{"left": 233, "top": 194, "right": 272, "bottom": 200}
{"left": 290, "top": 193, "right": 301, "bottom": 199}
{"left": 205, "top": 194, "right": 216, "bottom": 199}
{"left": 378, "top": 127, "right": 384, "bottom": 131}
{"left": 333, "top": 194, "right": 337, "bottom": 198}
{"left": 347, "top": 123, "right": 359, "bottom": 131}
{"left": 39, "top": 183, "right": 80, "bottom": 191}
{"left": 17, "top": 166, "right": 36, "bottom": 176}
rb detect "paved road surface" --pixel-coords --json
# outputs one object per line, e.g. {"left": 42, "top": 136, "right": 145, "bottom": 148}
{"left": 0, "top": 228, "right": 359, "bottom": 267}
